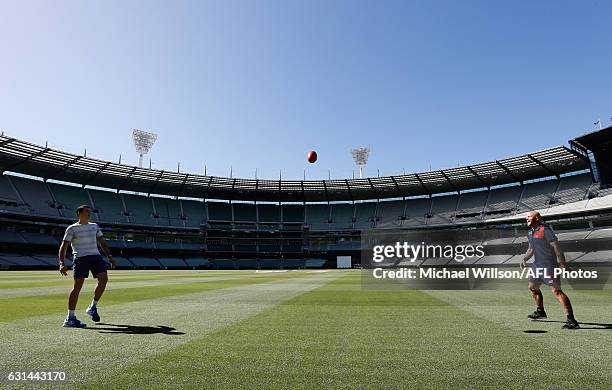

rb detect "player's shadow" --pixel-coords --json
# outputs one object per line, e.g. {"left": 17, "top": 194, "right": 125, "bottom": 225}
{"left": 536, "top": 320, "right": 612, "bottom": 330}
{"left": 85, "top": 323, "right": 185, "bottom": 335}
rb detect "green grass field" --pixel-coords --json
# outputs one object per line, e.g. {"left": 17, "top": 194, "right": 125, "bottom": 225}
{"left": 1, "top": 269, "right": 611, "bottom": 389}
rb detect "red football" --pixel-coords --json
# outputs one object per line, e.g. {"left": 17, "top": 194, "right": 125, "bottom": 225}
{"left": 307, "top": 150, "right": 317, "bottom": 164}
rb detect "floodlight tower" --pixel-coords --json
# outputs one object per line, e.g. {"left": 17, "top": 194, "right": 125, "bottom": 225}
{"left": 351, "top": 147, "right": 371, "bottom": 179}
{"left": 132, "top": 129, "right": 158, "bottom": 167}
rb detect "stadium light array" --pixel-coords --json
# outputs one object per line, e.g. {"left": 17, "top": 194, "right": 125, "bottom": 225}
{"left": 351, "top": 147, "right": 370, "bottom": 178}
{"left": 132, "top": 129, "right": 158, "bottom": 167}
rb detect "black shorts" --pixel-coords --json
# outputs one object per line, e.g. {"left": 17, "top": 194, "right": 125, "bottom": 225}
{"left": 73, "top": 255, "right": 107, "bottom": 279}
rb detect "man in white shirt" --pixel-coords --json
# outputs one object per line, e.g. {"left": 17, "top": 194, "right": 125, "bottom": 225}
{"left": 59, "top": 205, "right": 116, "bottom": 327}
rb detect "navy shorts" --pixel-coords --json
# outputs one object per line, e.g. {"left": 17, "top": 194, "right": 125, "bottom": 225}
{"left": 529, "top": 266, "right": 561, "bottom": 289}
{"left": 73, "top": 255, "right": 107, "bottom": 279}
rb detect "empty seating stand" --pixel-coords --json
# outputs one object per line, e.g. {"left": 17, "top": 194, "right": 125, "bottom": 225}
{"left": 180, "top": 199, "right": 206, "bottom": 227}
{"left": 129, "top": 257, "right": 162, "bottom": 269}
{"left": 304, "top": 259, "right": 326, "bottom": 268}
{"left": 157, "top": 258, "right": 188, "bottom": 269}
{"left": 90, "top": 189, "right": 128, "bottom": 224}
{"left": 306, "top": 204, "right": 330, "bottom": 230}
{"left": 48, "top": 182, "right": 91, "bottom": 218}
{"left": 123, "top": 193, "right": 156, "bottom": 226}
{"left": 282, "top": 259, "right": 305, "bottom": 269}
{"left": 184, "top": 257, "right": 209, "bottom": 268}
{"left": 9, "top": 176, "right": 59, "bottom": 217}
{"left": 259, "top": 259, "right": 280, "bottom": 269}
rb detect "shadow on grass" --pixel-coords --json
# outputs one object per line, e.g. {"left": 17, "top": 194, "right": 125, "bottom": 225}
{"left": 84, "top": 323, "right": 185, "bottom": 335}
{"left": 534, "top": 320, "right": 612, "bottom": 330}
{"left": 523, "top": 330, "right": 548, "bottom": 334}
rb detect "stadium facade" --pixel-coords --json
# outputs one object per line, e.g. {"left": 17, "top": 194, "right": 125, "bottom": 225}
{"left": 1, "top": 127, "right": 612, "bottom": 270}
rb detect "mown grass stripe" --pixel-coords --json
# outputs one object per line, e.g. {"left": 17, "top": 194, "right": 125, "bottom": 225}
{"left": 0, "top": 272, "right": 340, "bottom": 388}
{"left": 106, "top": 272, "right": 611, "bottom": 389}
{"left": 0, "top": 273, "right": 296, "bottom": 298}
{"left": 0, "top": 271, "right": 311, "bottom": 323}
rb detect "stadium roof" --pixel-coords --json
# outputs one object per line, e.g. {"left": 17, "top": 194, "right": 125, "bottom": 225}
{"left": 0, "top": 135, "right": 589, "bottom": 202}
{"left": 571, "top": 125, "right": 612, "bottom": 151}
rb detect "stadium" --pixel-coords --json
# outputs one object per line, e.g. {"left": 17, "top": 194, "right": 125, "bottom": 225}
{"left": 1, "top": 126, "right": 612, "bottom": 388}
{"left": 2, "top": 2, "right": 612, "bottom": 389}
{"left": 1, "top": 128, "right": 611, "bottom": 271}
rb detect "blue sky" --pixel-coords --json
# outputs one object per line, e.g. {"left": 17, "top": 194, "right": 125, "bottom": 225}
{"left": 1, "top": 0, "right": 611, "bottom": 180}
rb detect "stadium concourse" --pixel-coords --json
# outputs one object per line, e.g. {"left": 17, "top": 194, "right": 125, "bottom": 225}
{"left": 1, "top": 129, "right": 612, "bottom": 270}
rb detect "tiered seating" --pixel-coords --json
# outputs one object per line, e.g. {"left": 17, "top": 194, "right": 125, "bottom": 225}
{"left": 154, "top": 241, "right": 182, "bottom": 250}
{"left": 234, "top": 242, "right": 257, "bottom": 252}
{"left": 377, "top": 200, "right": 406, "bottom": 228}
{"left": 208, "top": 242, "right": 233, "bottom": 251}
{"left": 354, "top": 202, "right": 377, "bottom": 229}
{"left": 180, "top": 199, "right": 206, "bottom": 227}
{"left": 184, "top": 257, "right": 209, "bottom": 268}
{"left": 157, "top": 197, "right": 185, "bottom": 227}
{"left": 282, "top": 204, "right": 304, "bottom": 223}
{"left": 207, "top": 202, "right": 232, "bottom": 221}
{"left": 0, "top": 230, "right": 26, "bottom": 243}
{"left": 403, "top": 198, "right": 431, "bottom": 226}
{"left": 475, "top": 255, "right": 512, "bottom": 264}
{"left": 518, "top": 180, "right": 559, "bottom": 211}
{"left": 128, "top": 257, "right": 162, "bottom": 268}
{"left": 455, "top": 190, "right": 488, "bottom": 220}
{"left": 106, "top": 239, "right": 126, "bottom": 249}
{"left": 157, "top": 258, "right": 188, "bottom": 268}
{"left": 20, "top": 232, "right": 58, "bottom": 245}
{"left": 485, "top": 185, "right": 521, "bottom": 216}
{"left": 122, "top": 193, "right": 155, "bottom": 225}
{"left": 304, "top": 259, "right": 326, "bottom": 268}
{"left": 259, "top": 259, "right": 280, "bottom": 269}
{"left": 90, "top": 189, "right": 127, "bottom": 224}
{"left": 31, "top": 254, "right": 65, "bottom": 266}
{"left": 233, "top": 202, "right": 256, "bottom": 222}
{"left": 0, "top": 253, "right": 47, "bottom": 266}
{"left": 555, "top": 230, "right": 591, "bottom": 241}
{"left": 236, "top": 259, "right": 258, "bottom": 269}
{"left": 419, "top": 257, "right": 452, "bottom": 266}
{"left": 258, "top": 204, "right": 280, "bottom": 223}
{"left": 0, "top": 175, "right": 19, "bottom": 202}
{"left": 0, "top": 175, "right": 23, "bottom": 214}
{"left": 586, "top": 228, "right": 612, "bottom": 240}
{"left": 112, "top": 256, "right": 134, "bottom": 268}
{"left": 561, "top": 252, "right": 586, "bottom": 263}
{"left": 126, "top": 240, "right": 154, "bottom": 249}
{"left": 9, "top": 176, "right": 59, "bottom": 217}
{"left": 330, "top": 203, "right": 354, "bottom": 230}
{"left": 428, "top": 195, "right": 458, "bottom": 225}
{"left": 283, "top": 259, "right": 305, "bottom": 268}
{"left": 48, "top": 182, "right": 90, "bottom": 218}
{"left": 306, "top": 204, "right": 330, "bottom": 230}
{"left": 181, "top": 242, "right": 201, "bottom": 250}
{"left": 573, "top": 250, "right": 612, "bottom": 263}
{"left": 212, "top": 259, "right": 236, "bottom": 269}
{"left": 554, "top": 174, "right": 591, "bottom": 204}
{"left": 258, "top": 240, "right": 280, "bottom": 252}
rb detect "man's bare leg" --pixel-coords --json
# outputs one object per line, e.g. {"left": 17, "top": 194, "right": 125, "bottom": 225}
{"left": 93, "top": 272, "right": 108, "bottom": 302}
{"left": 527, "top": 281, "right": 547, "bottom": 319}
{"left": 86, "top": 272, "right": 108, "bottom": 322}
{"left": 551, "top": 286, "right": 579, "bottom": 328}
{"left": 552, "top": 287, "right": 573, "bottom": 315}
{"left": 69, "top": 278, "right": 85, "bottom": 312}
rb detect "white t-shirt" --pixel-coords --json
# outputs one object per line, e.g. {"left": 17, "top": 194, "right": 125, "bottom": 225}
{"left": 62, "top": 222, "right": 103, "bottom": 259}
